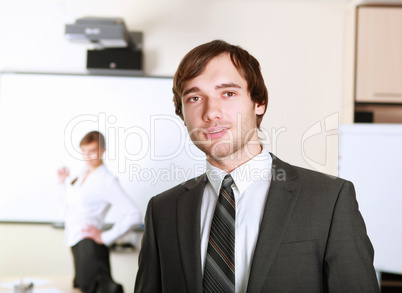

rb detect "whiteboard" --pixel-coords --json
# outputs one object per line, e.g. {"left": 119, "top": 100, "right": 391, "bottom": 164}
{"left": 339, "top": 124, "right": 402, "bottom": 274}
{"left": 0, "top": 73, "right": 205, "bottom": 223}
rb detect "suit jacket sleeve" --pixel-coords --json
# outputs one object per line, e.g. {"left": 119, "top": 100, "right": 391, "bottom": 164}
{"left": 323, "top": 180, "right": 380, "bottom": 292}
{"left": 134, "top": 197, "right": 162, "bottom": 293}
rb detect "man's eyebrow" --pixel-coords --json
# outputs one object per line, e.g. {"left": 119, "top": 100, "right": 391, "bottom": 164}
{"left": 182, "top": 87, "right": 200, "bottom": 97}
{"left": 215, "top": 83, "right": 242, "bottom": 90}
{"left": 182, "top": 83, "right": 241, "bottom": 97}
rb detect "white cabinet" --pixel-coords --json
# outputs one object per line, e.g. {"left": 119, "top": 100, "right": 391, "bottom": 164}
{"left": 355, "top": 6, "right": 402, "bottom": 103}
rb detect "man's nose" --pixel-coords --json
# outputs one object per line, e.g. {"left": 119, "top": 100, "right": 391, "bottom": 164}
{"left": 202, "top": 97, "right": 222, "bottom": 122}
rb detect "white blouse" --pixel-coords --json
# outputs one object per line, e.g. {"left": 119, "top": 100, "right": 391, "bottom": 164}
{"left": 61, "top": 164, "right": 142, "bottom": 247}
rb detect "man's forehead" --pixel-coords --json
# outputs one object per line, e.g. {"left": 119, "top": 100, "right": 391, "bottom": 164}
{"left": 182, "top": 56, "right": 246, "bottom": 94}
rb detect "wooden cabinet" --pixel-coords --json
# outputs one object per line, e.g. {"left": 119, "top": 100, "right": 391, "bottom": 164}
{"left": 355, "top": 6, "right": 402, "bottom": 103}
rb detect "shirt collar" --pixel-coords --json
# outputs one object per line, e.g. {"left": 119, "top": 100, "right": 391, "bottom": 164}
{"left": 206, "top": 145, "right": 272, "bottom": 195}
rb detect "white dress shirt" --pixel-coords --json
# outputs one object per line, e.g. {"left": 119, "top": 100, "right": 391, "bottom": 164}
{"left": 200, "top": 147, "right": 272, "bottom": 293}
{"left": 61, "top": 164, "right": 142, "bottom": 247}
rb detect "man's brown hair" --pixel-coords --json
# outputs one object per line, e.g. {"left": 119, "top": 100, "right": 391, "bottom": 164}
{"left": 173, "top": 40, "right": 268, "bottom": 129}
{"left": 79, "top": 131, "right": 106, "bottom": 149}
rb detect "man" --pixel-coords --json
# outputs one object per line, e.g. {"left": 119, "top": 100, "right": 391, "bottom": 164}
{"left": 135, "top": 40, "right": 379, "bottom": 292}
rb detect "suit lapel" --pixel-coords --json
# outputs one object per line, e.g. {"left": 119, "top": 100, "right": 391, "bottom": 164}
{"left": 177, "top": 174, "right": 207, "bottom": 293}
{"left": 247, "top": 156, "right": 301, "bottom": 293}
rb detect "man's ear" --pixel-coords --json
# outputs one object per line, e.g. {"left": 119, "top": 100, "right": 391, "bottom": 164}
{"left": 181, "top": 113, "right": 187, "bottom": 126}
{"left": 255, "top": 102, "right": 266, "bottom": 115}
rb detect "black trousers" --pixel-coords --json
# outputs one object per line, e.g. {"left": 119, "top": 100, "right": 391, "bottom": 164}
{"left": 71, "top": 238, "right": 111, "bottom": 292}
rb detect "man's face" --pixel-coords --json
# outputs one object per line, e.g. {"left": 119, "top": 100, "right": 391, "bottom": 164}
{"left": 181, "top": 54, "right": 265, "bottom": 163}
{"left": 80, "top": 141, "right": 104, "bottom": 168}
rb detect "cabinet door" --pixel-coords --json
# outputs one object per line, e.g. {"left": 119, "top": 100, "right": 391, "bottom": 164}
{"left": 356, "top": 7, "right": 402, "bottom": 103}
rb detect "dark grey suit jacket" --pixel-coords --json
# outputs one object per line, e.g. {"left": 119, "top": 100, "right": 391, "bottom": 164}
{"left": 135, "top": 155, "right": 380, "bottom": 292}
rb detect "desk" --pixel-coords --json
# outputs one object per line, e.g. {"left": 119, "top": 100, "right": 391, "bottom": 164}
{"left": 0, "top": 223, "right": 141, "bottom": 292}
{"left": 0, "top": 276, "right": 81, "bottom": 293}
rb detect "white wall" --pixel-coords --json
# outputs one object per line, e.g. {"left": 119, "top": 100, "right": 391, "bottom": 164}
{"left": 0, "top": 0, "right": 348, "bottom": 174}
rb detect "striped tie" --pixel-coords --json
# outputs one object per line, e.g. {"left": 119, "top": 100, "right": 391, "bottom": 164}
{"left": 203, "top": 174, "right": 235, "bottom": 293}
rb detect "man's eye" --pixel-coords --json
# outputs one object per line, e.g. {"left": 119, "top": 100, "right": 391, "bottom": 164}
{"left": 188, "top": 96, "right": 201, "bottom": 102}
{"left": 223, "top": 92, "right": 235, "bottom": 97}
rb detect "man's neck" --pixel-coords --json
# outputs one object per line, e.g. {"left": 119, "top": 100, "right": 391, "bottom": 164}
{"left": 207, "top": 143, "right": 263, "bottom": 173}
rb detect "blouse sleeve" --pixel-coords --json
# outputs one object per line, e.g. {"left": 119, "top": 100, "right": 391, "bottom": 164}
{"left": 101, "top": 177, "right": 142, "bottom": 246}
{"left": 57, "top": 174, "right": 78, "bottom": 219}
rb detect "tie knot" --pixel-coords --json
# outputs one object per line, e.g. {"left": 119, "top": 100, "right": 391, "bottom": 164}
{"left": 222, "top": 174, "right": 234, "bottom": 189}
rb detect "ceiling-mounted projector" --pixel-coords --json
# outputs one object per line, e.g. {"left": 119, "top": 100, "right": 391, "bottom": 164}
{"left": 65, "top": 17, "right": 143, "bottom": 75}
{"left": 65, "top": 17, "right": 133, "bottom": 50}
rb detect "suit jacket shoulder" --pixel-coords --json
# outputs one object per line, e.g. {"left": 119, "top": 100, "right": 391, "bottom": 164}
{"left": 271, "top": 155, "right": 349, "bottom": 204}
{"left": 135, "top": 173, "right": 207, "bottom": 293}
{"left": 151, "top": 174, "right": 207, "bottom": 206}
{"left": 249, "top": 154, "right": 379, "bottom": 292}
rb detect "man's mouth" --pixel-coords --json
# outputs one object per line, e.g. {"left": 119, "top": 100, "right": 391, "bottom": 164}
{"left": 205, "top": 127, "right": 229, "bottom": 139}
{"left": 208, "top": 128, "right": 225, "bottom": 134}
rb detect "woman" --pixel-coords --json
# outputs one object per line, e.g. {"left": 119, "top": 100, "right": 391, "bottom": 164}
{"left": 58, "top": 131, "right": 141, "bottom": 292}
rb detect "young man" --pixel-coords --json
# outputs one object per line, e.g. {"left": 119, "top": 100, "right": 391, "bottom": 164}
{"left": 58, "top": 131, "right": 141, "bottom": 292}
{"left": 135, "top": 40, "right": 379, "bottom": 292}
